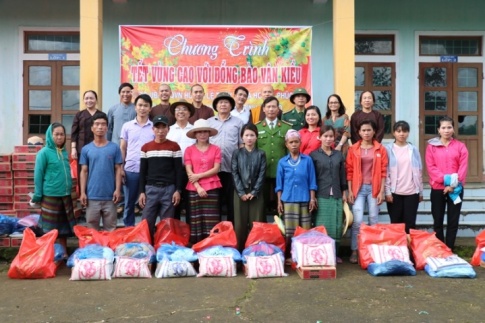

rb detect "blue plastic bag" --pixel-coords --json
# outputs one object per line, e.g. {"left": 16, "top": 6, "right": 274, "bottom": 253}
{"left": 0, "top": 215, "right": 19, "bottom": 235}
{"left": 156, "top": 242, "right": 197, "bottom": 262}
{"left": 67, "top": 244, "right": 114, "bottom": 268}
{"left": 425, "top": 264, "right": 476, "bottom": 278}
{"left": 242, "top": 242, "right": 284, "bottom": 264}
{"left": 367, "top": 260, "right": 417, "bottom": 276}
{"left": 53, "top": 243, "right": 66, "bottom": 262}
{"left": 197, "top": 245, "right": 242, "bottom": 262}
{"left": 115, "top": 242, "right": 156, "bottom": 263}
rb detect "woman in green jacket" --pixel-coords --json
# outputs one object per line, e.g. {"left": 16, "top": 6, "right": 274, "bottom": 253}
{"left": 32, "top": 122, "right": 75, "bottom": 256}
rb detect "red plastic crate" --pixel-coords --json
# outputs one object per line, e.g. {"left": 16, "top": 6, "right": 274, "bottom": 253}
{"left": 12, "top": 153, "right": 37, "bottom": 162}
{"left": 0, "top": 163, "right": 11, "bottom": 172}
{"left": 14, "top": 145, "right": 42, "bottom": 153}
{"left": 0, "top": 195, "right": 13, "bottom": 203}
{"left": 0, "top": 186, "right": 13, "bottom": 196}
{"left": 16, "top": 209, "right": 40, "bottom": 218}
{"left": 14, "top": 202, "right": 36, "bottom": 210}
{"left": 13, "top": 170, "right": 35, "bottom": 178}
{"left": 0, "top": 203, "right": 14, "bottom": 210}
{"left": 0, "top": 209, "right": 16, "bottom": 216}
{"left": 0, "top": 179, "right": 13, "bottom": 187}
{"left": 14, "top": 194, "right": 30, "bottom": 202}
{"left": 296, "top": 266, "right": 337, "bottom": 280}
{"left": 0, "top": 154, "right": 11, "bottom": 163}
{"left": 12, "top": 161, "right": 35, "bottom": 171}
{"left": 0, "top": 237, "right": 11, "bottom": 248}
{"left": 14, "top": 185, "right": 35, "bottom": 194}
{"left": 0, "top": 171, "right": 13, "bottom": 179}
{"left": 14, "top": 178, "right": 35, "bottom": 186}
{"left": 10, "top": 237, "right": 23, "bottom": 247}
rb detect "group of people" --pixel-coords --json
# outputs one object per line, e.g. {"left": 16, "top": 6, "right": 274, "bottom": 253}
{"left": 32, "top": 84, "right": 469, "bottom": 264}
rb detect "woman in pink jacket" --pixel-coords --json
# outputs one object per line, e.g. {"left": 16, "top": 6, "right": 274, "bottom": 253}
{"left": 425, "top": 116, "right": 468, "bottom": 250}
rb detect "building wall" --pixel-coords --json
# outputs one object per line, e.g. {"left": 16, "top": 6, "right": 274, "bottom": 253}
{"left": 1, "top": 0, "right": 485, "bottom": 155}
{"left": 101, "top": 0, "right": 334, "bottom": 109}
{"left": 0, "top": 0, "right": 79, "bottom": 153}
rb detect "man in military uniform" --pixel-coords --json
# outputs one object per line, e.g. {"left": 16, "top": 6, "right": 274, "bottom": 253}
{"left": 256, "top": 96, "right": 292, "bottom": 213}
{"left": 282, "top": 88, "right": 311, "bottom": 131}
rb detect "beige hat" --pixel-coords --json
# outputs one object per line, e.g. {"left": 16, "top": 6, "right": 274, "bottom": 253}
{"left": 27, "top": 136, "right": 44, "bottom": 145}
{"left": 186, "top": 119, "right": 218, "bottom": 139}
{"left": 342, "top": 201, "right": 354, "bottom": 236}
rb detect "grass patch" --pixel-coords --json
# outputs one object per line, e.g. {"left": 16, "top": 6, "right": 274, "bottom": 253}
{"left": 454, "top": 245, "right": 475, "bottom": 261}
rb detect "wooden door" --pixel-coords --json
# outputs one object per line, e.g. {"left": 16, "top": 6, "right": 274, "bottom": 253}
{"left": 23, "top": 60, "right": 80, "bottom": 145}
{"left": 419, "top": 62, "right": 483, "bottom": 182}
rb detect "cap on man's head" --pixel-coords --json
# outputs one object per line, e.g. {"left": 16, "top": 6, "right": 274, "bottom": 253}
{"left": 153, "top": 115, "right": 169, "bottom": 126}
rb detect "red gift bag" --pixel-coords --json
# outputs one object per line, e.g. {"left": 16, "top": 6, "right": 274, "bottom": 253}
{"left": 74, "top": 225, "right": 111, "bottom": 248}
{"left": 471, "top": 230, "right": 485, "bottom": 266}
{"left": 8, "top": 228, "right": 58, "bottom": 279}
{"left": 192, "top": 221, "right": 237, "bottom": 253}
{"left": 357, "top": 223, "right": 407, "bottom": 269}
{"left": 108, "top": 219, "right": 152, "bottom": 250}
{"left": 294, "top": 225, "right": 328, "bottom": 237}
{"left": 154, "top": 218, "right": 190, "bottom": 249}
{"left": 409, "top": 229, "right": 453, "bottom": 270}
{"left": 245, "top": 222, "right": 285, "bottom": 252}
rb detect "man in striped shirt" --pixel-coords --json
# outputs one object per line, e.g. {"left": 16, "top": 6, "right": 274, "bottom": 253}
{"left": 138, "top": 115, "right": 184, "bottom": 237}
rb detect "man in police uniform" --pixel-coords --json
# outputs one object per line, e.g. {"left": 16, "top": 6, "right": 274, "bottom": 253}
{"left": 256, "top": 96, "right": 292, "bottom": 213}
{"left": 282, "top": 88, "right": 311, "bottom": 131}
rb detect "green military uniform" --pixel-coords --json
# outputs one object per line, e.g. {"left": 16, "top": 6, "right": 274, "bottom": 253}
{"left": 256, "top": 119, "right": 292, "bottom": 178}
{"left": 282, "top": 108, "right": 305, "bottom": 131}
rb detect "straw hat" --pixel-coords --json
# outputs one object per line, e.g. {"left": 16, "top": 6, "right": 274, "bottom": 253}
{"left": 27, "top": 136, "right": 44, "bottom": 145}
{"left": 342, "top": 201, "right": 354, "bottom": 236}
{"left": 186, "top": 119, "right": 218, "bottom": 139}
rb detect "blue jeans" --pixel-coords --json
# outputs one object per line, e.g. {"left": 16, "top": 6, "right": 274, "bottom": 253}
{"left": 123, "top": 171, "right": 140, "bottom": 227}
{"left": 351, "top": 184, "right": 379, "bottom": 250}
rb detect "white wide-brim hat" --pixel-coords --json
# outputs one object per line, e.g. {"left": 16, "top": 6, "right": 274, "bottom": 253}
{"left": 186, "top": 119, "right": 218, "bottom": 139}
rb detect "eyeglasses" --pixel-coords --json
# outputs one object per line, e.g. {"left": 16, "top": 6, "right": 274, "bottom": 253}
{"left": 328, "top": 101, "right": 340, "bottom": 105}
{"left": 175, "top": 108, "right": 188, "bottom": 112}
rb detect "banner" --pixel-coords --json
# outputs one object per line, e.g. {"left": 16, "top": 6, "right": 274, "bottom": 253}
{"left": 120, "top": 26, "right": 312, "bottom": 112}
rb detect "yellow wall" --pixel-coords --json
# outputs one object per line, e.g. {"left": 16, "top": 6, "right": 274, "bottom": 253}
{"left": 80, "top": 0, "right": 103, "bottom": 109}
{"left": 333, "top": 0, "right": 355, "bottom": 114}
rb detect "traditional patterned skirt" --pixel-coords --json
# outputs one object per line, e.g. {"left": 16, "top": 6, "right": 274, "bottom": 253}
{"left": 316, "top": 197, "right": 343, "bottom": 247}
{"left": 188, "top": 189, "right": 220, "bottom": 243}
{"left": 39, "top": 195, "right": 76, "bottom": 237}
{"left": 283, "top": 202, "right": 311, "bottom": 255}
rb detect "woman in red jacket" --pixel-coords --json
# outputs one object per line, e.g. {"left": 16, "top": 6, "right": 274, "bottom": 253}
{"left": 346, "top": 119, "right": 388, "bottom": 263}
{"left": 425, "top": 116, "right": 468, "bottom": 250}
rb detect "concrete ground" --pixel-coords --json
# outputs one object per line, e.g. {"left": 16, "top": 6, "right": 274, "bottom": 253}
{"left": 0, "top": 240, "right": 483, "bottom": 323}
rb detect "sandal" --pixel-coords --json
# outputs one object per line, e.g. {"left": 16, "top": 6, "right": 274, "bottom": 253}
{"left": 336, "top": 257, "right": 343, "bottom": 264}
{"left": 349, "top": 252, "right": 358, "bottom": 264}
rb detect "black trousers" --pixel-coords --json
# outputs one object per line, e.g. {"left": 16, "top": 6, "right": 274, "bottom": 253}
{"left": 218, "top": 171, "right": 234, "bottom": 223}
{"left": 430, "top": 188, "right": 464, "bottom": 250}
{"left": 386, "top": 193, "right": 420, "bottom": 234}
